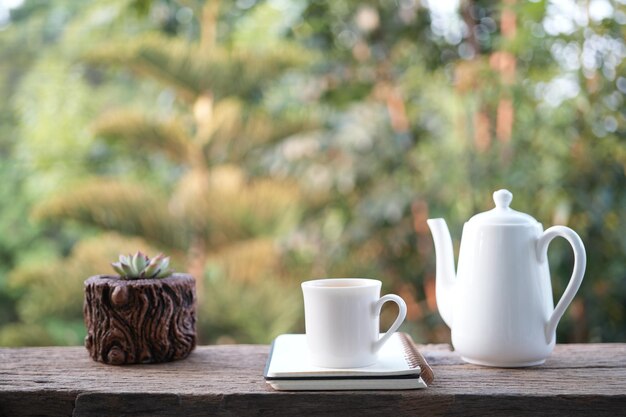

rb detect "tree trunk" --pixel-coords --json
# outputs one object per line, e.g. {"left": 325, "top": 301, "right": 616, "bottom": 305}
{"left": 84, "top": 274, "right": 196, "bottom": 365}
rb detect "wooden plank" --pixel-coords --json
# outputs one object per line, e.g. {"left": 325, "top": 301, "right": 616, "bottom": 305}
{"left": 1, "top": 344, "right": 625, "bottom": 417}
{"left": 0, "top": 391, "right": 76, "bottom": 417}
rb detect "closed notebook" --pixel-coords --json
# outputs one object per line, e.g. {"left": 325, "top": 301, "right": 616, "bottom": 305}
{"left": 264, "top": 332, "right": 434, "bottom": 391}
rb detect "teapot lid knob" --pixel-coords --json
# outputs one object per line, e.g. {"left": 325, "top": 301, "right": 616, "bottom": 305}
{"left": 468, "top": 188, "right": 538, "bottom": 225}
{"left": 493, "top": 189, "right": 513, "bottom": 209}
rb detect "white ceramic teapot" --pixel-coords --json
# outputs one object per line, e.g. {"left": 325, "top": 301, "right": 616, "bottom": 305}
{"left": 427, "top": 189, "right": 586, "bottom": 367}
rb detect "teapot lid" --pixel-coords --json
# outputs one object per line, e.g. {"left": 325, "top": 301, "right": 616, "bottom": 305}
{"left": 468, "top": 189, "right": 538, "bottom": 225}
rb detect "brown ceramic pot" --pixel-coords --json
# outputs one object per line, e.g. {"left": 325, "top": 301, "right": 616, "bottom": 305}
{"left": 84, "top": 273, "right": 196, "bottom": 365}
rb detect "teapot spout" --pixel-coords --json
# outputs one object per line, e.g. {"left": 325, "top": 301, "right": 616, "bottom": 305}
{"left": 426, "top": 218, "right": 456, "bottom": 328}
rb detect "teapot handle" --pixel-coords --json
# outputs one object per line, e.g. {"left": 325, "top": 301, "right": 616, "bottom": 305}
{"left": 537, "top": 226, "right": 586, "bottom": 344}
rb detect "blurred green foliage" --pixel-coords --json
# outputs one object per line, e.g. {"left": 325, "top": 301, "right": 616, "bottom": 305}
{"left": 0, "top": 0, "right": 624, "bottom": 346}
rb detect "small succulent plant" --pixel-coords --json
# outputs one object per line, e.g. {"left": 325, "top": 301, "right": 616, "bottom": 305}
{"left": 112, "top": 251, "right": 172, "bottom": 279}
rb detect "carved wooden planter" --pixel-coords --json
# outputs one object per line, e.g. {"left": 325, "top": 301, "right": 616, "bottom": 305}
{"left": 83, "top": 274, "right": 197, "bottom": 365}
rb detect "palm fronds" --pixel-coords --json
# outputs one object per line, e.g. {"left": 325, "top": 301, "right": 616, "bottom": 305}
{"left": 84, "top": 35, "right": 309, "bottom": 102}
{"left": 209, "top": 107, "right": 320, "bottom": 161}
{"left": 33, "top": 180, "right": 187, "bottom": 250}
{"left": 91, "top": 109, "right": 191, "bottom": 163}
{"left": 169, "top": 166, "right": 301, "bottom": 245}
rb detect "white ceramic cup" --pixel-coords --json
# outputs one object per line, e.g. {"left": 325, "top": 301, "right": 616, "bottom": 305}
{"left": 301, "top": 278, "right": 407, "bottom": 368}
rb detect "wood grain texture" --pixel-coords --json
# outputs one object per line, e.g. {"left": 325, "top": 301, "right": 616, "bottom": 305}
{"left": 84, "top": 274, "right": 196, "bottom": 365}
{"left": 1, "top": 343, "right": 625, "bottom": 417}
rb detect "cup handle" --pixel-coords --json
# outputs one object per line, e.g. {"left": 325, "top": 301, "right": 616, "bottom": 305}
{"left": 536, "top": 225, "right": 586, "bottom": 344}
{"left": 372, "top": 294, "right": 407, "bottom": 353}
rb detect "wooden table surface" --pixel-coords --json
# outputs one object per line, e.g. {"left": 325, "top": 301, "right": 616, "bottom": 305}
{"left": 1, "top": 343, "right": 625, "bottom": 417}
